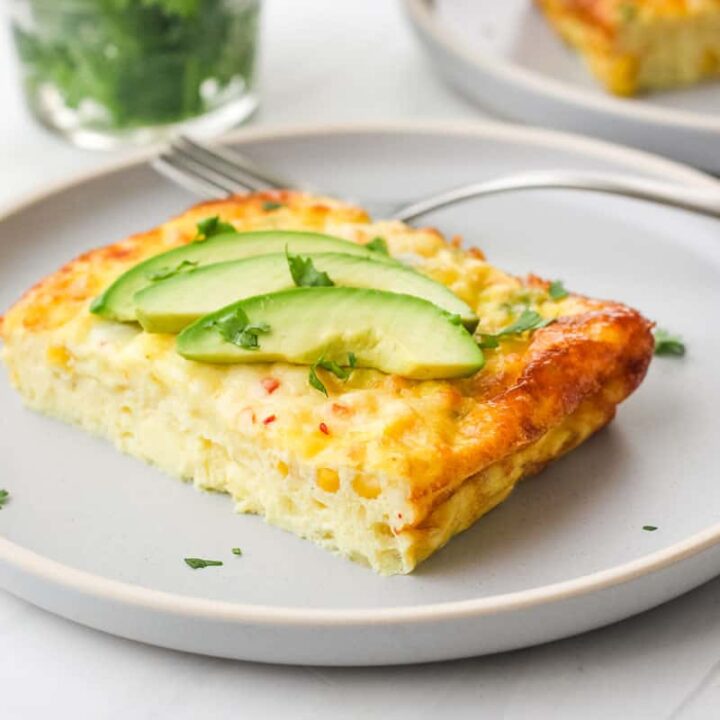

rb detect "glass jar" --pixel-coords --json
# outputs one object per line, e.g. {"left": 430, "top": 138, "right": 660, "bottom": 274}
{"left": 8, "top": 0, "right": 261, "bottom": 149}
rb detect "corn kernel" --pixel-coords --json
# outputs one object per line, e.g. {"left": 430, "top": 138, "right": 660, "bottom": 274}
{"left": 47, "top": 345, "right": 71, "bottom": 367}
{"left": 316, "top": 468, "right": 340, "bottom": 493}
{"left": 352, "top": 474, "right": 381, "bottom": 499}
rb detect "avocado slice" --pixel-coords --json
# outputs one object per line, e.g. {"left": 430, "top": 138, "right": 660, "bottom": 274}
{"left": 90, "top": 231, "right": 391, "bottom": 322}
{"left": 135, "top": 252, "right": 478, "bottom": 334}
{"left": 176, "top": 287, "right": 485, "bottom": 379}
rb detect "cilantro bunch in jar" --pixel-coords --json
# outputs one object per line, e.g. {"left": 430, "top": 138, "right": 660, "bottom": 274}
{"left": 9, "top": 0, "right": 260, "bottom": 148}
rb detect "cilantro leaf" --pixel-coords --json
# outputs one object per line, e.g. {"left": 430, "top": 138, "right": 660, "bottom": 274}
{"left": 308, "top": 355, "right": 356, "bottom": 395}
{"left": 366, "top": 236, "right": 389, "bottom": 256}
{"left": 286, "top": 248, "right": 334, "bottom": 287}
{"left": 653, "top": 329, "right": 686, "bottom": 357}
{"left": 194, "top": 216, "right": 236, "bottom": 242}
{"left": 262, "top": 201, "right": 284, "bottom": 212}
{"left": 184, "top": 558, "right": 223, "bottom": 569}
{"left": 206, "top": 307, "right": 271, "bottom": 350}
{"left": 476, "top": 335, "right": 500, "bottom": 350}
{"left": 147, "top": 259, "right": 198, "bottom": 282}
{"left": 499, "top": 310, "right": 552, "bottom": 335}
{"left": 317, "top": 358, "right": 351, "bottom": 381}
{"left": 477, "top": 310, "right": 552, "bottom": 349}
{"left": 0, "top": 489, "right": 9, "bottom": 509}
{"left": 235, "top": 322, "right": 271, "bottom": 350}
{"left": 231, "top": 547, "right": 243, "bottom": 556}
{"left": 308, "top": 365, "right": 328, "bottom": 396}
{"left": 548, "top": 280, "right": 569, "bottom": 300}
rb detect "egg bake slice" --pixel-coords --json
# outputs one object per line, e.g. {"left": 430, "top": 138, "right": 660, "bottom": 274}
{"left": 536, "top": 0, "right": 720, "bottom": 96}
{"left": 0, "top": 192, "right": 653, "bottom": 574}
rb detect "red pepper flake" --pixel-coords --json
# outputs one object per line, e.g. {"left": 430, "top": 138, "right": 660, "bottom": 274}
{"left": 261, "top": 377, "right": 280, "bottom": 394}
{"left": 262, "top": 415, "right": 277, "bottom": 425}
{"left": 318, "top": 422, "right": 330, "bottom": 435}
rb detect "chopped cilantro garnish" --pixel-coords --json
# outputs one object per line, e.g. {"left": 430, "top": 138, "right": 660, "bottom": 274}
{"left": 477, "top": 335, "right": 500, "bottom": 350}
{"left": 653, "top": 329, "right": 686, "bottom": 357}
{"left": 262, "top": 201, "right": 284, "bottom": 212}
{"left": 366, "top": 236, "right": 389, "bottom": 255}
{"left": 286, "top": 247, "right": 334, "bottom": 287}
{"left": 501, "top": 309, "right": 552, "bottom": 335}
{"left": 548, "top": 280, "right": 569, "bottom": 300}
{"left": 184, "top": 558, "right": 223, "bottom": 569}
{"left": 205, "top": 306, "right": 271, "bottom": 350}
{"left": 231, "top": 547, "right": 243, "bottom": 556}
{"left": 12, "top": 1, "right": 259, "bottom": 132}
{"left": 642, "top": 525, "right": 658, "bottom": 532}
{"left": 147, "top": 259, "right": 198, "bottom": 282}
{"left": 309, "top": 365, "right": 328, "bottom": 396}
{"left": 308, "top": 355, "right": 356, "bottom": 395}
{"left": 0, "top": 489, "right": 9, "bottom": 509}
{"left": 477, "top": 309, "right": 552, "bottom": 349}
{"left": 317, "top": 359, "right": 351, "bottom": 381}
{"left": 193, "top": 216, "right": 236, "bottom": 242}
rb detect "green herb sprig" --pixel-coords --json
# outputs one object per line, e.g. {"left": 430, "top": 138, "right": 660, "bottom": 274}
{"left": 309, "top": 354, "right": 356, "bottom": 396}
{"left": 231, "top": 547, "right": 243, "bottom": 556}
{"left": 477, "top": 309, "right": 552, "bottom": 349}
{"left": 205, "top": 306, "right": 270, "bottom": 350}
{"left": 548, "top": 280, "right": 569, "bottom": 300}
{"left": 0, "top": 489, "right": 9, "bottom": 509}
{"left": 262, "top": 201, "right": 284, "bottom": 212}
{"left": 184, "top": 557, "right": 223, "bottom": 569}
{"left": 653, "top": 329, "right": 686, "bottom": 357}
{"left": 642, "top": 525, "right": 658, "bottom": 532}
{"left": 286, "top": 248, "right": 334, "bottom": 287}
{"left": 194, "top": 216, "right": 236, "bottom": 242}
{"left": 366, "top": 236, "right": 389, "bottom": 256}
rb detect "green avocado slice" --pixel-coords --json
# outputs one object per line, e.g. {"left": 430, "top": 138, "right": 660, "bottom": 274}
{"left": 90, "top": 231, "right": 392, "bottom": 322}
{"left": 176, "top": 287, "right": 485, "bottom": 380}
{"left": 134, "top": 252, "right": 478, "bottom": 334}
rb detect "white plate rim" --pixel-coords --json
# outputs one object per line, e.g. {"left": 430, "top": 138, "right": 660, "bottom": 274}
{"left": 404, "top": 0, "right": 720, "bottom": 133}
{"left": 1, "top": 119, "right": 719, "bottom": 627}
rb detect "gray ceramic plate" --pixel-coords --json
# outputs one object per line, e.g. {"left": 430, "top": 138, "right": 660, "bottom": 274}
{"left": 405, "top": 0, "right": 720, "bottom": 172}
{"left": 1, "top": 122, "right": 719, "bottom": 666}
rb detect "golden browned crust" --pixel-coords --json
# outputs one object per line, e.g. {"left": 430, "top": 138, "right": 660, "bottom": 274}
{"left": 1, "top": 192, "right": 654, "bottom": 539}
{"left": 411, "top": 305, "right": 652, "bottom": 512}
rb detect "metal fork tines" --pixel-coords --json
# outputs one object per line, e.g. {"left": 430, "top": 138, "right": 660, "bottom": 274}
{"left": 154, "top": 135, "right": 720, "bottom": 222}
{"left": 153, "top": 135, "right": 291, "bottom": 199}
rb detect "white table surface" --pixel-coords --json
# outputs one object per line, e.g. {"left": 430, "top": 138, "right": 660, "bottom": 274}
{"left": 2, "top": 2, "right": 720, "bottom": 717}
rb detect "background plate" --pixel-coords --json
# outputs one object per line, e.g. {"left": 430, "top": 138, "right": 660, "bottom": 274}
{"left": 405, "top": 0, "right": 720, "bottom": 172}
{"left": 1, "top": 122, "right": 720, "bottom": 665}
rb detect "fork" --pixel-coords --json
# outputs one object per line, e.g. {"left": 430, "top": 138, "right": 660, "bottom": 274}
{"left": 153, "top": 135, "right": 720, "bottom": 222}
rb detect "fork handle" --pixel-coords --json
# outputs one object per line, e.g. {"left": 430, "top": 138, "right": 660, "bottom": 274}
{"left": 392, "top": 171, "right": 720, "bottom": 223}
